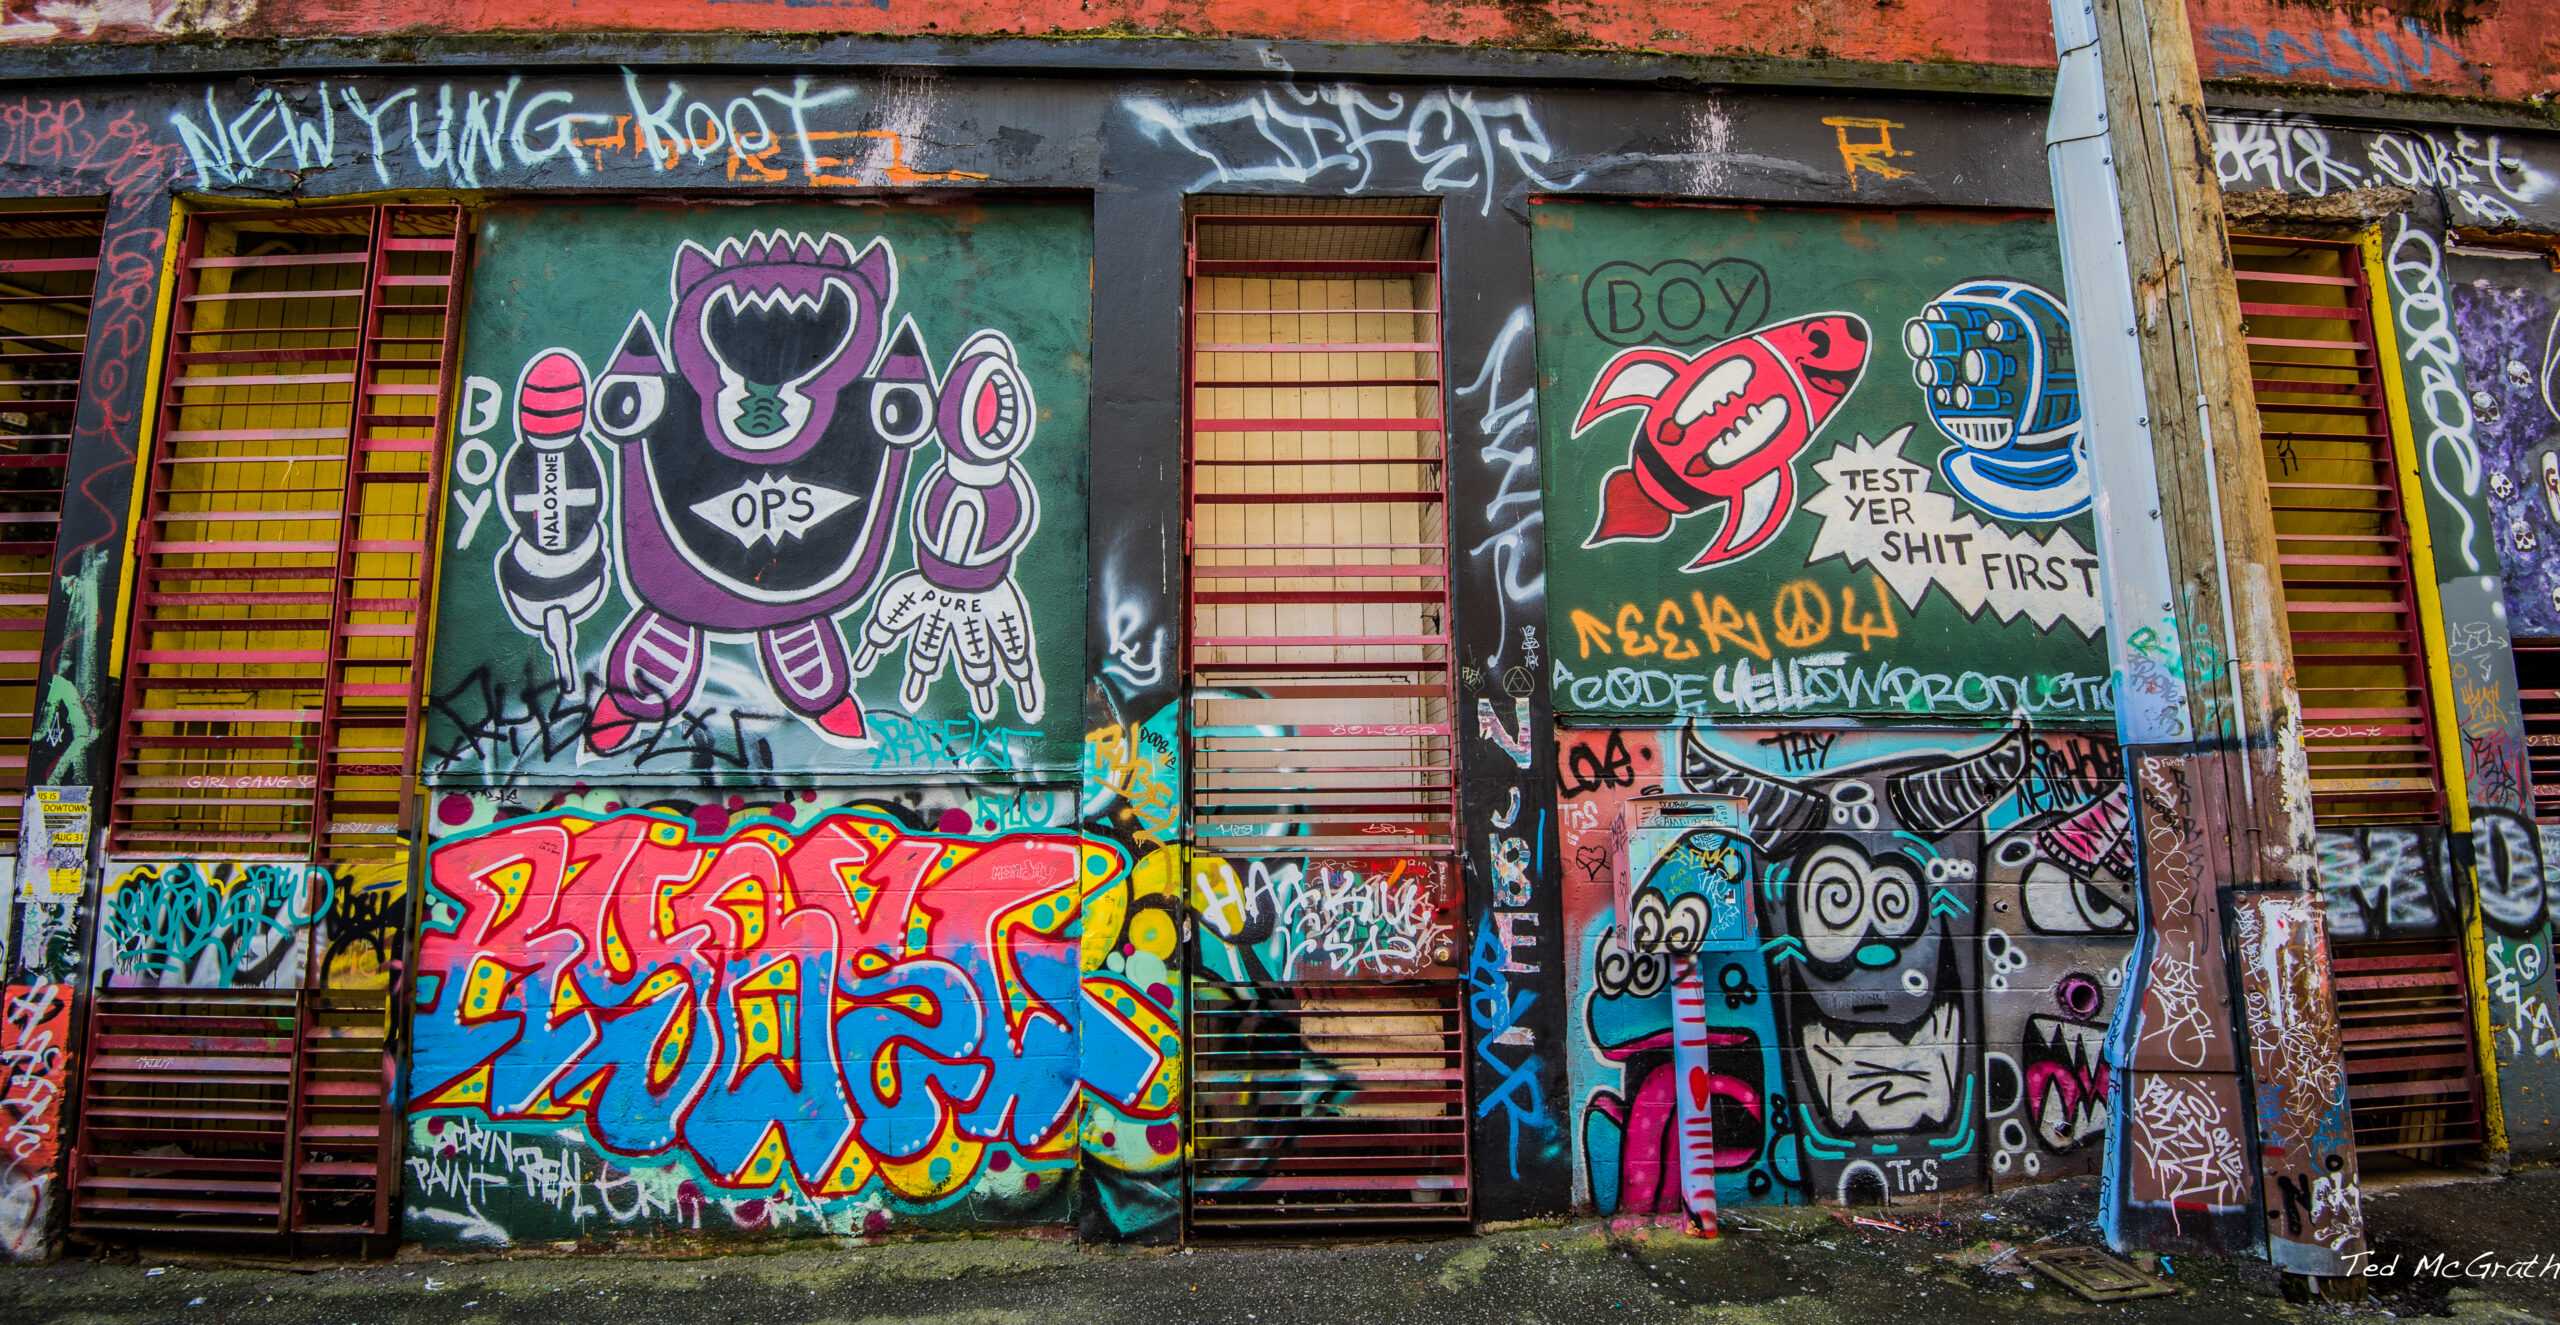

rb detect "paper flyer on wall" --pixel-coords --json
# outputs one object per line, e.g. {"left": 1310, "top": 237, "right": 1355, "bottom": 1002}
{"left": 19, "top": 786, "right": 89, "bottom": 896}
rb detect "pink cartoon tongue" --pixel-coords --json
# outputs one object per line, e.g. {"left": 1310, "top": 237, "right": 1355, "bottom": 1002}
{"left": 1592, "top": 467, "right": 1676, "bottom": 543}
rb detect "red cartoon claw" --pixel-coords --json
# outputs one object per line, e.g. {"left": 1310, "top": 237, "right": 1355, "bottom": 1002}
{"left": 816, "top": 697, "right": 868, "bottom": 742}
{"left": 1573, "top": 314, "right": 1872, "bottom": 567}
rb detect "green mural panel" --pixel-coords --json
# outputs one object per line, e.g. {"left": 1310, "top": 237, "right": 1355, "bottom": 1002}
{"left": 426, "top": 200, "right": 1091, "bottom": 785}
{"left": 1532, "top": 204, "right": 2112, "bottom": 723}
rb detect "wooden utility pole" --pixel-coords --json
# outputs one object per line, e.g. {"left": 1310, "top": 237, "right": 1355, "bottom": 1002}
{"left": 2050, "top": 0, "right": 2366, "bottom": 1289}
{"left": 2087, "top": 0, "right": 2312, "bottom": 879}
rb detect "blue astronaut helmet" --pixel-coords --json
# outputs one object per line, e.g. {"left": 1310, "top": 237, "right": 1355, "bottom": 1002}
{"left": 1903, "top": 280, "right": 2087, "bottom": 521}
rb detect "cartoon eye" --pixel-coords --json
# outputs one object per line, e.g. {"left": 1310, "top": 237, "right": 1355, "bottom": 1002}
{"left": 1596, "top": 924, "right": 1671, "bottom": 998}
{"left": 1630, "top": 889, "right": 1668, "bottom": 952}
{"left": 1870, "top": 868, "right": 1920, "bottom": 938}
{"left": 1664, "top": 893, "right": 1712, "bottom": 951}
{"left": 941, "top": 334, "right": 1035, "bottom": 464}
{"left": 871, "top": 382, "right": 933, "bottom": 446}
{"left": 1800, "top": 856, "right": 1868, "bottom": 963}
{"left": 592, "top": 374, "right": 664, "bottom": 438}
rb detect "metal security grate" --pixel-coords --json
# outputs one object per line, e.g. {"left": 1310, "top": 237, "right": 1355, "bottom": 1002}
{"left": 72, "top": 988, "right": 301, "bottom": 1235}
{"left": 1181, "top": 206, "right": 1472, "bottom": 1238}
{"left": 70, "top": 986, "right": 399, "bottom": 1239}
{"left": 2328, "top": 941, "right": 2484, "bottom": 1156}
{"left": 2232, "top": 235, "right": 2442, "bottom": 825}
{"left": 2233, "top": 233, "right": 2479, "bottom": 1163}
{"left": 1183, "top": 209, "right": 1456, "bottom": 854}
{"left": 1188, "top": 978, "right": 1472, "bottom": 1235}
{"left": 110, "top": 206, "right": 463, "bottom": 862}
{"left": 2023, "top": 1246, "right": 2178, "bottom": 1302}
{"left": 0, "top": 206, "right": 102, "bottom": 849}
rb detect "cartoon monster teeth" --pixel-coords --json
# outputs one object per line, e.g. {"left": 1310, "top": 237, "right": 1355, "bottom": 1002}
{"left": 1676, "top": 358, "right": 1753, "bottom": 425}
{"left": 2022, "top": 1014, "right": 2113, "bottom": 1150}
{"left": 486, "top": 229, "right": 1055, "bottom": 756}
{"left": 1707, "top": 397, "right": 1790, "bottom": 467}
{"left": 1576, "top": 312, "right": 1872, "bottom": 569}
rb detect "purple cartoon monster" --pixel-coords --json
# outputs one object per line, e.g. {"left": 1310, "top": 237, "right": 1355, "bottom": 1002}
{"left": 500, "top": 229, "right": 1048, "bottom": 754}
{"left": 573, "top": 231, "right": 938, "bottom": 750}
{"left": 854, "top": 328, "right": 1045, "bottom": 723}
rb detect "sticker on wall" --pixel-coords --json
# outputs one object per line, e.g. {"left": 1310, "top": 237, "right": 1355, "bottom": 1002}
{"left": 428, "top": 202, "right": 1091, "bottom": 784}
{"left": 19, "top": 787, "right": 87, "bottom": 896}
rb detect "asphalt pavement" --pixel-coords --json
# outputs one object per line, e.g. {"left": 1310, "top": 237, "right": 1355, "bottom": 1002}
{"left": 3, "top": 1165, "right": 2554, "bottom": 1324}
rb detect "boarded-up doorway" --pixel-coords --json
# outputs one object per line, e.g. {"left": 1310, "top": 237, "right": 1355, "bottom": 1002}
{"left": 1181, "top": 200, "right": 1472, "bottom": 1236}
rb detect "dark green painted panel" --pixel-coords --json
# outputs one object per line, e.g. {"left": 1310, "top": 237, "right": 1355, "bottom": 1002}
{"left": 425, "top": 200, "right": 1090, "bottom": 784}
{"left": 1531, "top": 203, "right": 2111, "bottom": 723}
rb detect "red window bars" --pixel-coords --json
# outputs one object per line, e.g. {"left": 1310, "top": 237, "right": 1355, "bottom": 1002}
{"left": 1182, "top": 208, "right": 1459, "bottom": 856}
{"left": 2235, "top": 233, "right": 2481, "bottom": 1160}
{"left": 0, "top": 205, "right": 101, "bottom": 850}
{"left": 72, "top": 205, "right": 463, "bottom": 1245}
{"left": 1181, "top": 204, "right": 1471, "bottom": 1236}
{"left": 110, "top": 206, "right": 464, "bottom": 864}
{"left": 72, "top": 985, "right": 403, "bottom": 1239}
{"left": 2234, "top": 235, "right": 2444, "bottom": 825}
{"left": 2513, "top": 640, "right": 2560, "bottom": 821}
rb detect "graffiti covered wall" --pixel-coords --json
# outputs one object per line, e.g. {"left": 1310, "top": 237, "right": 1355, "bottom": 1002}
{"left": 403, "top": 198, "right": 1130, "bottom": 1244}
{"left": 7, "top": 1, "right": 2551, "bottom": 105}
{"left": 1555, "top": 722, "right": 2132, "bottom": 1211}
{"left": 2385, "top": 230, "right": 2560, "bottom": 1156}
{"left": 0, "top": 788, "right": 89, "bottom": 1259}
{"left": 406, "top": 789, "right": 1183, "bottom": 1242}
{"left": 2232, "top": 890, "right": 2364, "bottom": 1273}
{"left": 1532, "top": 198, "right": 2136, "bottom": 1216}
{"left": 425, "top": 200, "right": 1089, "bottom": 788}
{"left": 0, "top": 54, "right": 2542, "bottom": 1258}
{"left": 1533, "top": 204, "right": 2112, "bottom": 725}
{"left": 94, "top": 859, "right": 409, "bottom": 991}
{"left": 2446, "top": 251, "right": 2560, "bottom": 641}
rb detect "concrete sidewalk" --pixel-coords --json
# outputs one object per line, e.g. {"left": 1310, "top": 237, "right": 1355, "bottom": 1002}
{"left": 3, "top": 1168, "right": 2553, "bottom": 1324}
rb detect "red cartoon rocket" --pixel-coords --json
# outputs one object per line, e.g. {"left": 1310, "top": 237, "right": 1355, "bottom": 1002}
{"left": 1575, "top": 313, "right": 1872, "bottom": 569}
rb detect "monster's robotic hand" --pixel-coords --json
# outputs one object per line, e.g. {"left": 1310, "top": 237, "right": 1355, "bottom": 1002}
{"left": 494, "top": 352, "right": 609, "bottom": 698}
{"left": 860, "top": 574, "right": 1041, "bottom": 722}
{"left": 855, "top": 331, "right": 1045, "bottom": 723}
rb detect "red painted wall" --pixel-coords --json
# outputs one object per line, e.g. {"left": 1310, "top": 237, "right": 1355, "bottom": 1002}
{"left": 0, "top": 0, "right": 2546, "bottom": 104}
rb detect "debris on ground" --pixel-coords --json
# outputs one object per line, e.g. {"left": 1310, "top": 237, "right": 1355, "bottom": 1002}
{"left": 1943, "top": 1240, "right": 2029, "bottom": 1276}
{"left": 2024, "top": 1245, "right": 2180, "bottom": 1303}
